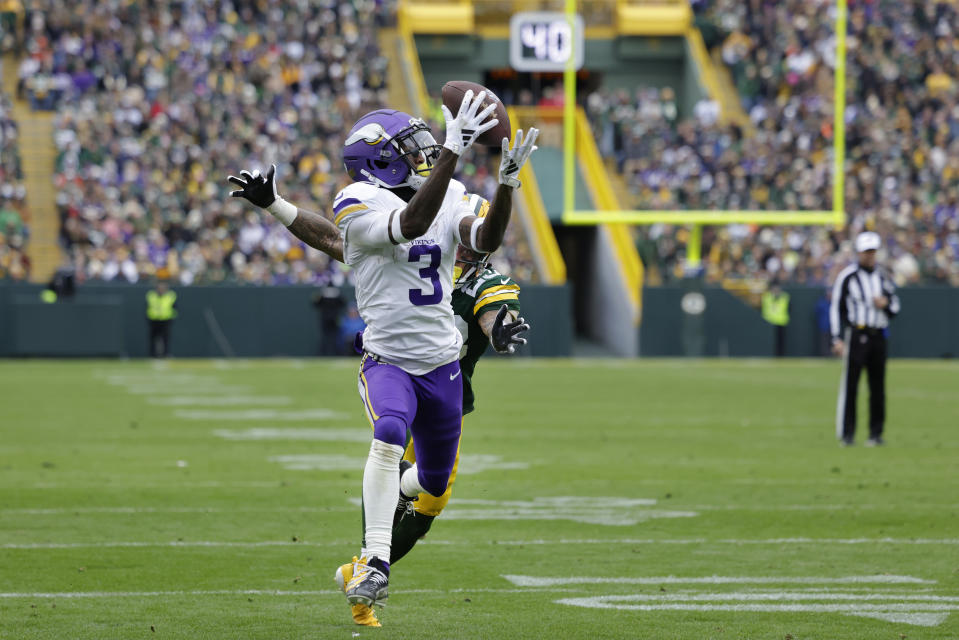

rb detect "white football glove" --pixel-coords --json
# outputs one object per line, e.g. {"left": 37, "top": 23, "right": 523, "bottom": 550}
{"left": 441, "top": 89, "right": 499, "bottom": 156}
{"left": 498, "top": 128, "right": 539, "bottom": 189}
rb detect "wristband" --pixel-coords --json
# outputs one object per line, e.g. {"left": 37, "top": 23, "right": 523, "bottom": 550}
{"left": 267, "top": 198, "right": 298, "bottom": 226}
{"left": 499, "top": 174, "right": 521, "bottom": 189}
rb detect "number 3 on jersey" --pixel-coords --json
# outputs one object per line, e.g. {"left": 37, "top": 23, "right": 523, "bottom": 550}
{"left": 408, "top": 244, "right": 442, "bottom": 306}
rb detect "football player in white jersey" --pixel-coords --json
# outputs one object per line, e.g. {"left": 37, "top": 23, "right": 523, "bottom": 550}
{"left": 228, "top": 90, "right": 538, "bottom": 624}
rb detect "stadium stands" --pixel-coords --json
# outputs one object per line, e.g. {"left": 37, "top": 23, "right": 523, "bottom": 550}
{"left": 0, "top": 0, "right": 23, "bottom": 53}
{"left": 590, "top": 0, "right": 958, "bottom": 286}
{"left": 15, "top": 1, "right": 536, "bottom": 286}
{"left": 0, "top": 87, "right": 29, "bottom": 280}
{"left": 11, "top": 1, "right": 955, "bottom": 287}
{"left": 23, "top": 0, "right": 387, "bottom": 285}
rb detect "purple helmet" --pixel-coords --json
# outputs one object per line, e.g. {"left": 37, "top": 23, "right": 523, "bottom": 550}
{"left": 342, "top": 109, "right": 441, "bottom": 190}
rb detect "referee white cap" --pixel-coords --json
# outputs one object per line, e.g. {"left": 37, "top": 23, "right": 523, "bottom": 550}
{"left": 855, "top": 231, "right": 881, "bottom": 253}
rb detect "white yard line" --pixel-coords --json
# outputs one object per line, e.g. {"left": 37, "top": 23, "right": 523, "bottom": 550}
{"left": 437, "top": 509, "right": 697, "bottom": 524}
{"left": 26, "top": 481, "right": 286, "bottom": 489}
{"left": 147, "top": 396, "right": 293, "bottom": 406}
{"left": 688, "top": 504, "right": 959, "bottom": 511}
{"left": 2, "top": 506, "right": 358, "bottom": 516}
{"left": 0, "top": 587, "right": 575, "bottom": 599}
{"left": 214, "top": 428, "right": 369, "bottom": 442}
{"left": 95, "top": 369, "right": 252, "bottom": 396}
{"left": 95, "top": 373, "right": 210, "bottom": 382}
{"left": 439, "top": 498, "right": 658, "bottom": 507}
{"left": 285, "top": 454, "right": 530, "bottom": 474}
{"left": 472, "top": 537, "right": 959, "bottom": 546}
{"left": 212, "top": 360, "right": 254, "bottom": 369}
{"left": 22, "top": 503, "right": 930, "bottom": 516}
{"left": 1, "top": 541, "right": 341, "bottom": 549}
{"left": 560, "top": 591, "right": 959, "bottom": 601}
{"left": 1, "top": 588, "right": 954, "bottom": 604}
{"left": 526, "top": 573, "right": 959, "bottom": 627}
{"left": 5, "top": 537, "right": 959, "bottom": 550}
{"left": 124, "top": 386, "right": 252, "bottom": 395}
{"left": 553, "top": 597, "right": 955, "bottom": 627}
{"left": 343, "top": 495, "right": 690, "bottom": 525}
{"left": 503, "top": 575, "right": 937, "bottom": 586}
{"left": 175, "top": 409, "right": 345, "bottom": 421}
{"left": 269, "top": 454, "right": 367, "bottom": 470}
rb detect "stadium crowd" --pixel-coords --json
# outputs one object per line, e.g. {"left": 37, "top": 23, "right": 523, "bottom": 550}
{"left": 0, "top": 86, "right": 29, "bottom": 280}
{"left": 9, "top": 0, "right": 954, "bottom": 287}
{"left": 17, "top": 0, "right": 534, "bottom": 286}
{"left": 28, "top": 0, "right": 385, "bottom": 286}
{"left": 589, "top": 0, "right": 958, "bottom": 286}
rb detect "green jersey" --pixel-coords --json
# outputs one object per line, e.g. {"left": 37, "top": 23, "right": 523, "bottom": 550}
{"left": 451, "top": 267, "right": 522, "bottom": 415}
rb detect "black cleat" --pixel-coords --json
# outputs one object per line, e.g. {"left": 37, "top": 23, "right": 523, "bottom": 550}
{"left": 395, "top": 460, "right": 416, "bottom": 526}
{"left": 839, "top": 437, "right": 854, "bottom": 447}
{"left": 865, "top": 436, "right": 885, "bottom": 447}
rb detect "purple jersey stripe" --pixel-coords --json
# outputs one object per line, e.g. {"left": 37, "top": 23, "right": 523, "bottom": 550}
{"left": 333, "top": 197, "right": 362, "bottom": 214}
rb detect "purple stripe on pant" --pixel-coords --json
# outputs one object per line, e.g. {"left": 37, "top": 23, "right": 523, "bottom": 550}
{"left": 360, "top": 356, "right": 462, "bottom": 497}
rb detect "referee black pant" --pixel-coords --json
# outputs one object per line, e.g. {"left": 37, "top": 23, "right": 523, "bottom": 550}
{"left": 836, "top": 327, "right": 887, "bottom": 441}
{"left": 149, "top": 320, "right": 172, "bottom": 358}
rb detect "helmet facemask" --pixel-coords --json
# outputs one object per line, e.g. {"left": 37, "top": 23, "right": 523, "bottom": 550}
{"left": 391, "top": 120, "right": 441, "bottom": 190}
{"left": 454, "top": 244, "right": 491, "bottom": 286}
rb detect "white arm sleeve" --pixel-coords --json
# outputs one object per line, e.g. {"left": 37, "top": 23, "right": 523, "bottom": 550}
{"left": 469, "top": 217, "right": 485, "bottom": 251}
{"left": 457, "top": 193, "right": 490, "bottom": 251}
{"left": 450, "top": 199, "right": 476, "bottom": 246}
{"left": 344, "top": 209, "right": 407, "bottom": 249}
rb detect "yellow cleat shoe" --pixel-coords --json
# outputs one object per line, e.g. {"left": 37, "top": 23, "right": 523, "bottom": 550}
{"left": 334, "top": 556, "right": 382, "bottom": 627}
{"left": 350, "top": 603, "right": 381, "bottom": 627}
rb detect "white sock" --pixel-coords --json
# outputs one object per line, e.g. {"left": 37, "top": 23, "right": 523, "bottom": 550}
{"left": 362, "top": 439, "right": 404, "bottom": 562}
{"left": 400, "top": 463, "right": 425, "bottom": 498}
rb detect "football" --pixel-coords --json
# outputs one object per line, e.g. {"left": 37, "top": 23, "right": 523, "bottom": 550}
{"left": 441, "top": 80, "right": 511, "bottom": 147}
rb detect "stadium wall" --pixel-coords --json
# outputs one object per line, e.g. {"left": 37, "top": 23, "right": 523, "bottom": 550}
{"left": 639, "top": 286, "right": 959, "bottom": 359}
{"left": 0, "top": 283, "right": 572, "bottom": 358}
{"left": 4, "top": 283, "right": 954, "bottom": 359}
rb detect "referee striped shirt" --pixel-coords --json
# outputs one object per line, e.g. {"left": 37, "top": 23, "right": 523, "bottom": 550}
{"left": 829, "top": 264, "right": 901, "bottom": 339}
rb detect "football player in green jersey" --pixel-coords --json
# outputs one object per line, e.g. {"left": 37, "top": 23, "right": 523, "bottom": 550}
{"left": 390, "top": 194, "right": 527, "bottom": 560}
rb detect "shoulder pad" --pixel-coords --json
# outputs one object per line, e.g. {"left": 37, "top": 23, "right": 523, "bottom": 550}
{"left": 332, "top": 183, "right": 382, "bottom": 226}
{"left": 335, "top": 181, "right": 380, "bottom": 201}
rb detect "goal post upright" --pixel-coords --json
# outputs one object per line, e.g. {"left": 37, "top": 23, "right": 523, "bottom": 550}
{"left": 832, "top": 0, "right": 848, "bottom": 220}
{"left": 563, "top": 0, "right": 576, "bottom": 215}
{"left": 561, "top": 0, "right": 848, "bottom": 268}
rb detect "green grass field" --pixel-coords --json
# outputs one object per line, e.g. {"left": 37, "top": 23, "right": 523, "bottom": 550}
{"left": 1, "top": 358, "right": 957, "bottom": 639}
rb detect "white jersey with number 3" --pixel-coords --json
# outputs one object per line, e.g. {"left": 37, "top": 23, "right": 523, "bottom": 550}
{"left": 331, "top": 179, "right": 474, "bottom": 375}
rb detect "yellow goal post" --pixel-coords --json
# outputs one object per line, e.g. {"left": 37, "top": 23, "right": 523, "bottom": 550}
{"left": 560, "top": 0, "right": 848, "bottom": 267}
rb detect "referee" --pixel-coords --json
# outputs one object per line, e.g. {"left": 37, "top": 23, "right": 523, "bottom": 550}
{"left": 829, "top": 231, "right": 900, "bottom": 447}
